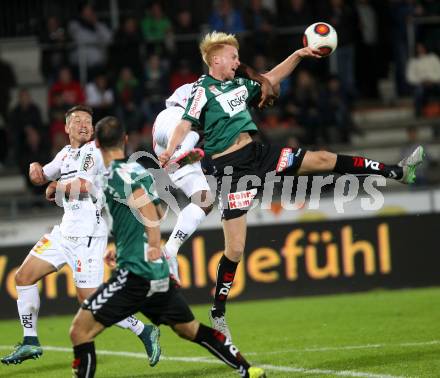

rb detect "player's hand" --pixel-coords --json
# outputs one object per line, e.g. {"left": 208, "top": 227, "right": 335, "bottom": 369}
{"left": 147, "top": 246, "right": 161, "bottom": 261}
{"left": 45, "top": 181, "right": 58, "bottom": 201}
{"left": 104, "top": 248, "right": 117, "bottom": 268}
{"left": 295, "top": 47, "right": 322, "bottom": 59}
{"left": 258, "top": 76, "right": 278, "bottom": 109}
{"left": 29, "top": 162, "right": 46, "bottom": 185}
{"left": 158, "top": 151, "right": 172, "bottom": 167}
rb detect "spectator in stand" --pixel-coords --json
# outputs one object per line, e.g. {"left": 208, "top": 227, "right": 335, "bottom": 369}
{"left": 172, "top": 9, "right": 200, "bottom": 69}
{"left": 68, "top": 2, "right": 112, "bottom": 81}
{"left": 110, "top": 16, "right": 143, "bottom": 78}
{"left": 355, "top": 0, "right": 379, "bottom": 98}
{"left": 39, "top": 16, "right": 69, "bottom": 84}
{"left": 413, "top": 0, "right": 440, "bottom": 57}
{"left": 319, "top": 75, "right": 354, "bottom": 144}
{"left": 243, "top": 0, "right": 275, "bottom": 58}
{"left": 281, "top": 70, "right": 320, "bottom": 145}
{"left": 0, "top": 57, "right": 16, "bottom": 165}
{"left": 9, "top": 89, "right": 49, "bottom": 194}
{"left": 209, "top": 0, "right": 245, "bottom": 34}
{"left": 142, "top": 54, "right": 169, "bottom": 122}
{"left": 169, "top": 59, "right": 199, "bottom": 92}
{"left": 48, "top": 66, "right": 85, "bottom": 109}
{"left": 115, "top": 67, "right": 143, "bottom": 146}
{"left": 48, "top": 91, "right": 69, "bottom": 155}
{"left": 406, "top": 42, "right": 440, "bottom": 117}
{"left": 85, "top": 72, "right": 115, "bottom": 121}
{"left": 141, "top": 1, "right": 173, "bottom": 55}
{"left": 389, "top": 0, "right": 415, "bottom": 96}
{"left": 277, "top": 0, "right": 313, "bottom": 27}
{"left": 276, "top": 0, "right": 315, "bottom": 70}
{"left": 324, "top": 0, "right": 359, "bottom": 100}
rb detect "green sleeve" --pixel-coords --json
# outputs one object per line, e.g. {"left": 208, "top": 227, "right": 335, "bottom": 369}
{"left": 243, "top": 78, "right": 262, "bottom": 105}
{"left": 131, "top": 172, "right": 160, "bottom": 205}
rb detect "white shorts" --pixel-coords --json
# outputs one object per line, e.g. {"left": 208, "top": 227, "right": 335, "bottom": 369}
{"left": 29, "top": 226, "right": 107, "bottom": 288}
{"left": 172, "top": 169, "right": 211, "bottom": 198}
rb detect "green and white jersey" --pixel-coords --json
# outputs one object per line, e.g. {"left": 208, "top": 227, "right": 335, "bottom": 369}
{"left": 182, "top": 75, "right": 262, "bottom": 155}
{"left": 105, "top": 158, "right": 169, "bottom": 280}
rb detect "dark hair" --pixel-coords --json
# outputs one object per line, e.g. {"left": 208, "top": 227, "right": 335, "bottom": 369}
{"left": 65, "top": 105, "right": 93, "bottom": 121}
{"left": 95, "top": 116, "right": 126, "bottom": 149}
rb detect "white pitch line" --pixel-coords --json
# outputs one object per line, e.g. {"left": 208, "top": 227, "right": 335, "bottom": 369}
{"left": 0, "top": 344, "right": 407, "bottom": 378}
{"left": 246, "top": 339, "right": 440, "bottom": 356}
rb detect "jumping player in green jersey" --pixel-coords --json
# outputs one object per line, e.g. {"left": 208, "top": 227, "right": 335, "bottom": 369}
{"left": 69, "top": 116, "right": 266, "bottom": 378}
{"left": 159, "top": 31, "right": 425, "bottom": 340}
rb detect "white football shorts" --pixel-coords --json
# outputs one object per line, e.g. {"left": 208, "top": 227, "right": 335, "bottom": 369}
{"left": 29, "top": 225, "right": 107, "bottom": 288}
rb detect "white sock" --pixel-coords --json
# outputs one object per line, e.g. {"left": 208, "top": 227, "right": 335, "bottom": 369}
{"left": 16, "top": 284, "right": 40, "bottom": 338}
{"left": 165, "top": 203, "right": 206, "bottom": 258}
{"left": 115, "top": 315, "right": 145, "bottom": 336}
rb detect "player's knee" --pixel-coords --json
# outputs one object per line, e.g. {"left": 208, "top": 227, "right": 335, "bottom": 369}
{"left": 191, "top": 190, "right": 214, "bottom": 214}
{"left": 173, "top": 321, "right": 199, "bottom": 341}
{"left": 200, "top": 203, "right": 213, "bottom": 215}
{"left": 312, "top": 151, "right": 337, "bottom": 170}
{"left": 15, "top": 268, "right": 32, "bottom": 286}
{"left": 69, "top": 321, "right": 82, "bottom": 344}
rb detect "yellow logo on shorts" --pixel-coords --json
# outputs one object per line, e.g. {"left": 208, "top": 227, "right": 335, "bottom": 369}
{"left": 32, "top": 237, "right": 52, "bottom": 254}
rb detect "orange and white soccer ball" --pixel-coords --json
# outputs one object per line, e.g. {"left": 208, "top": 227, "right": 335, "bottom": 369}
{"left": 303, "top": 22, "right": 338, "bottom": 57}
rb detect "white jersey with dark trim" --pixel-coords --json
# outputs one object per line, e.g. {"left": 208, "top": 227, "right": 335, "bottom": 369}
{"left": 43, "top": 141, "right": 108, "bottom": 237}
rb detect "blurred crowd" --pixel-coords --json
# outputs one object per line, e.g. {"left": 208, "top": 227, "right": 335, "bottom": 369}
{"left": 1, "top": 0, "right": 440, "bottom": 191}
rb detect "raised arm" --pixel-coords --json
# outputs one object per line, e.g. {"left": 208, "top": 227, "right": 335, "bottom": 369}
{"left": 263, "top": 47, "right": 321, "bottom": 87}
{"left": 236, "top": 63, "right": 277, "bottom": 108}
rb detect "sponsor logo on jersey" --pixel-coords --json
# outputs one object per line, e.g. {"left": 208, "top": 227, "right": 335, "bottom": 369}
{"left": 188, "top": 86, "right": 206, "bottom": 119}
{"left": 216, "top": 85, "right": 249, "bottom": 116}
{"left": 227, "top": 188, "right": 257, "bottom": 209}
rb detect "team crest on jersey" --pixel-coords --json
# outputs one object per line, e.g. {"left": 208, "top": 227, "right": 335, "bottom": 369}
{"left": 208, "top": 85, "right": 222, "bottom": 96}
{"left": 82, "top": 153, "right": 94, "bottom": 171}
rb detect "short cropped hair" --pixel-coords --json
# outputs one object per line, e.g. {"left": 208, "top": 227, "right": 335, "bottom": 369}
{"left": 95, "top": 116, "right": 126, "bottom": 149}
{"left": 65, "top": 105, "right": 93, "bottom": 123}
{"left": 199, "top": 31, "right": 239, "bottom": 66}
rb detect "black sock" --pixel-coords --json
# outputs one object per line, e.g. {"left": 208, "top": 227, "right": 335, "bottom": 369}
{"left": 23, "top": 336, "right": 40, "bottom": 346}
{"left": 72, "top": 342, "right": 96, "bottom": 378}
{"left": 193, "top": 323, "right": 251, "bottom": 377}
{"left": 212, "top": 255, "right": 238, "bottom": 316}
{"left": 334, "top": 154, "right": 403, "bottom": 180}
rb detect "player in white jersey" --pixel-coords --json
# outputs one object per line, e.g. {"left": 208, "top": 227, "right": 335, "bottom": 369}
{"left": 152, "top": 83, "right": 213, "bottom": 281}
{"left": 2, "top": 106, "right": 160, "bottom": 367}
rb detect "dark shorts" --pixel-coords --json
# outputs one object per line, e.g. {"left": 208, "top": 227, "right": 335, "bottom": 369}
{"left": 212, "top": 141, "right": 306, "bottom": 220}
{"left": 82, "top": 269, "right": 195, "bottom": 327}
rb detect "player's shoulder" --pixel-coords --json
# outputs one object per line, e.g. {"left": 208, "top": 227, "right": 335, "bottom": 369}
{"left": 191, "top": 74, "right": 209, "bottom": 90}
{"left": 235, "top": 76, "right": 259, "bottom": 87}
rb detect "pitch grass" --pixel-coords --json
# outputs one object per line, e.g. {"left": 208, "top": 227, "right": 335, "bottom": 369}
{"left": 0, "top": 287, "right": 439, "bottom": 377}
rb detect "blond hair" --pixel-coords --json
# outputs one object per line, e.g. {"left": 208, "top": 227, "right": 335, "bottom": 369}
{"left": 199, "top": 31, "right": 239, "bottom": 66}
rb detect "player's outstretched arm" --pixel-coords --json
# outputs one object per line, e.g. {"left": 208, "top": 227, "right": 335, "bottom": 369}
{"left": 236, "top": 63, "right": 277, "bottom": 108}
{"left": 159, "top": 120, "right": 192, "bottom": 166}
{"left": 263, "top": 47, "right": 322, "bottom": 87}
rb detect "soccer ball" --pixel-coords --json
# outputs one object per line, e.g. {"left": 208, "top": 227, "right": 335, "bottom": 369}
{"left": 303, "top": 22, "right": 338, "bottom": 57}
